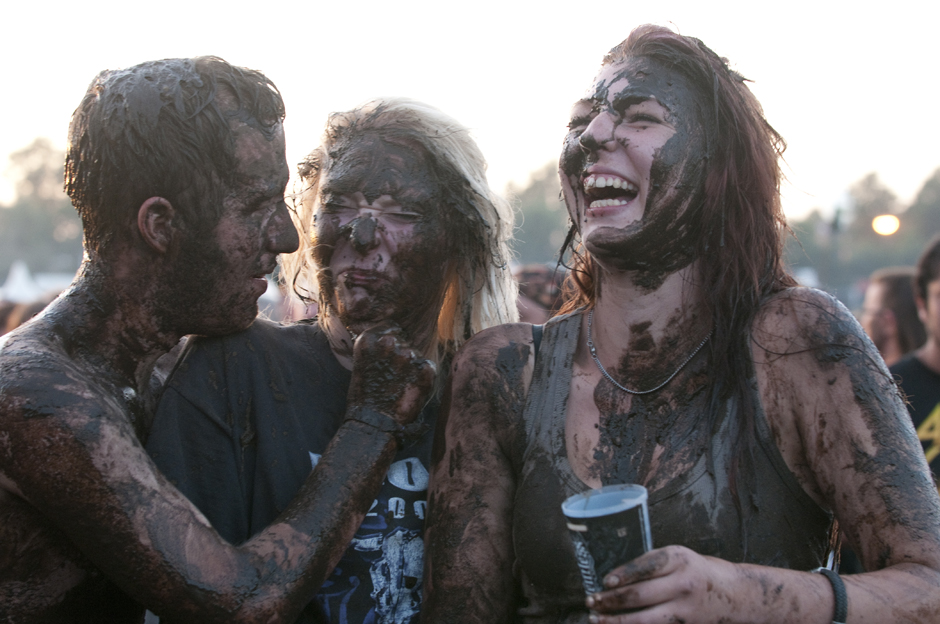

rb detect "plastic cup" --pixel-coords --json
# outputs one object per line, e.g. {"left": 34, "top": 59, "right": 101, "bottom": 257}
{"left": 561, "top": 484, "right": 653, "bottom": 595}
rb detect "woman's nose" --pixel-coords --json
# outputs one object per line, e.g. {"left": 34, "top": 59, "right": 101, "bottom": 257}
{"left": 347, "top": 214, "right": 381, "bottom": 255}
{"left": 578, "top": 112, "right": 617, "bottom": 152}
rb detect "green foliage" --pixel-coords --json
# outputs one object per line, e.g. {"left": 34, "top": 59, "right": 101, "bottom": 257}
{"left": 785, "top": 170, "right": 940, "bottom": 306}
{"left": 507, "top": 162, "right": 569, "bottom": 265}
{"left": 0, "top": 139, "right": 83, "bottom": 278}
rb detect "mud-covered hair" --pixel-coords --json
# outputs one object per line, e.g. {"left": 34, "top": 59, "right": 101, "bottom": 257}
{"left": 870, "top": 267, "right": 926, "bottom": 354}
{"left": 65, "top": 56, "right": 285, "bottom": 255}
{"left": 916, "top": 235, "right": 940, "bottom": 304}
{"left": 283, "top": 98, "right": 517, "bottom": 368}
{"left": 559, "top": 24, "right": 796, "bottom": 396}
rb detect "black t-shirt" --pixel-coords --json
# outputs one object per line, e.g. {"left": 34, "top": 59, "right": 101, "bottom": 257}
{"left": 890, "top": 354, "right": 940, "bottom": 485}
{"left": 146, "top": 318, "right": 437, "bottom": 624}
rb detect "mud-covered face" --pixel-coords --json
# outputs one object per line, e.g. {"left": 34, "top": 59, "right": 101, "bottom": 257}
{"left": 161, "top": 123, "right": 298, "bottom": 335}
{"left": 560, "top": 56, "right": 709, "bottom": 281}
{"left": 860, "top": 281, "right": 890, "bottom": 351}
{"left": 918, "top": 279, "right": 940, "bottom": 346}
{"left": 312, "top": 136, "right": 451, "bottom": 337}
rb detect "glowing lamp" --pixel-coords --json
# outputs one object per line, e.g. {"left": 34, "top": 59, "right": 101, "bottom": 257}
{"left": 872, "top": 214, "right": 900, "bottom": 236}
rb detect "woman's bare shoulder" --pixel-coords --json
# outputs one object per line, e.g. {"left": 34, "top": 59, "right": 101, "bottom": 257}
{"left": 751, "top": 286, "right": 871, "bottom": 359}
{"left": 452, "top": 322, "right": 536, "bottom": 373}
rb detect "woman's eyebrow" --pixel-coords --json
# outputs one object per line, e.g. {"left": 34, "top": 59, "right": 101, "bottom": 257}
{"left": 610, "top": 93, "right": 653, "bottom": 110}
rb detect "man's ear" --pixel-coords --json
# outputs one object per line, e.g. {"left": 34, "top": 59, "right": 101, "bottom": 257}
{"left": 916, "top": 296, "right": 929, "bottom": 327}
{"left": 137, "top": 197, "right": 176, "bottom": 253}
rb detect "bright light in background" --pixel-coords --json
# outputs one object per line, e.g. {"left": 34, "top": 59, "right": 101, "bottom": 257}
{"left": 1, "top": 0, "right": 938, "bottom": 221}
{"left": 872, "top": 215, "right": 900, "bottom": 236}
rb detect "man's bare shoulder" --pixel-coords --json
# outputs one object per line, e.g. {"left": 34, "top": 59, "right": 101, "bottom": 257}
{"left": 0, "top": 320, "right": 132, "bottom": 496}
{"left": 0, "top": 321, "right": 102, "bottom": 417}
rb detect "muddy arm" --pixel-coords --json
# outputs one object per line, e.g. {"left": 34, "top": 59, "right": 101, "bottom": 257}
{"left": 753, "top": 288, "right": 940, "bottom": 622}
{"left": 0, "top": 324, "right": 434, "bottom": 623}
{"left": 422, "top": 324, "right": 534, "bottom": 623}
{"left": 588, "top": 288, "right": 940, "bottom": 623}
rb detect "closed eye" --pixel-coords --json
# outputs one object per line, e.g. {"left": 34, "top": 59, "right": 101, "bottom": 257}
{"left": 380, "top": 212, "right": 423, "bottom": 226}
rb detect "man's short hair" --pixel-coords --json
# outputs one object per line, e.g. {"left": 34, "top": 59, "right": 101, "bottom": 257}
{"left": 870, "top": 266, "right": 926, "bottom": 354}
{"left": 916, "top": 234, "right": 940, "bottom": 302}
{"left": 65, "top": 56, "right": 285, "bottom": 254}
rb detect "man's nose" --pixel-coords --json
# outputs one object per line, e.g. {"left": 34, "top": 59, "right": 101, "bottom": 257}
{"left": 267, "top": 202, "right": 300, "bottom": 253}
{"left": 347, "top": 214, "right": 381, "bottom": 255}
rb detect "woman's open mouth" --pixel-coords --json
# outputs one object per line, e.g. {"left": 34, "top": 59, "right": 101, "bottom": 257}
{"left": 582, "top": 174, "right": 638, "bottom": 209}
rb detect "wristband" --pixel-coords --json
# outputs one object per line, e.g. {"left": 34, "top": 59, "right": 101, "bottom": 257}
{"left": 344, "top": 406, "right": 427, "bottom": 448}
{"left": 813, "top": 567, "right": 847, "bottom": 624}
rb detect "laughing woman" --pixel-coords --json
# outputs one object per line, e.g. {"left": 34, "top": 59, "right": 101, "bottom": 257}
{"left": 422, "top": 25, "right": 940, "bottom": 624}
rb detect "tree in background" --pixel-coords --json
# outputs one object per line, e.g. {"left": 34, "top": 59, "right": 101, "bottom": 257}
{"left": 0, "top": 139, "right": 83, "bottom": 278}
{"left": 786, "top": 170, "right": 940, "bottom": 308}
{"left": 507, "top": 162, "right": 569, "bottom": 265}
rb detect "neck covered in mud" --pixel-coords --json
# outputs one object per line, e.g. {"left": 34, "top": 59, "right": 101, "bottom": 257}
{"left": 43, "top": 256, "right": 185, "bottom": 408}
{"left": 587, "top": 261, "right": 711, "bottom": 391}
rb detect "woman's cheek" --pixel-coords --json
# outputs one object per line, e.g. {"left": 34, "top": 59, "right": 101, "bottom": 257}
{"left": 560, "top": 132, "right": 585, "bottom": 177}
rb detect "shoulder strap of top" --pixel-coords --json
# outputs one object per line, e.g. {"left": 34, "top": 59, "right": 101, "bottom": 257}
{"left": 532, "top": 324, "right": 543, "bottom": 359}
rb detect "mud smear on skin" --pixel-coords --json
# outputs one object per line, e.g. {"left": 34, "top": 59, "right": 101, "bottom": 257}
{"left": 780, "top": 292, "right": 940, "bottom": 569}
{"left": 0, "top": 328, "right": 147, "bottom": 619}
{"left": 590, "top": 343, "right": 711, "bottom": 488}
{"left": 313, "top": 135, "right": 456, "bottom": 351}
{"left": 425, "top": 339, "right": 532, "bottom": 616}
{"left": 560, "top": 57, "right": 711, "bottom": 291}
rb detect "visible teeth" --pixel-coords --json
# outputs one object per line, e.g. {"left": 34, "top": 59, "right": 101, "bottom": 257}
{"left": 582, "top": 174, "right": 638, "bottom": 194}
{"left": 589, "top": 198, "right": 631, "bottom": 208}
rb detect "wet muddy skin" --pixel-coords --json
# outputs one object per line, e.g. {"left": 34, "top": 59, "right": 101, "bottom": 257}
{"left": 753, "top": 290, "right": 940, "bottom": 570}
{"left": 0, "top": 286, "right": 431, "bottom": 622}
{"left": 560, "top": 57, "right": 710, "bottom": 292}
{"left": 424, "top": 327, "right": 533, "bottom": 622}
{"left": 313, "top": 135, "right": 455, "bottom": 355}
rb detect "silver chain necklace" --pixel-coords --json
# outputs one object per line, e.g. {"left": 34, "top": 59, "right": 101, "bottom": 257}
{"left": 586, "top": 309, "right": 712, "bottom": 395}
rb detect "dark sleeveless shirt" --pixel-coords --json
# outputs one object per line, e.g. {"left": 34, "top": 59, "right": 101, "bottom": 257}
{"left": 511, "top": 312, "right": 831, "bottom": 622}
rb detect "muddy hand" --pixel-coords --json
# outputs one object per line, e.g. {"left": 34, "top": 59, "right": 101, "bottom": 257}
{"left": 346, "top": 321, "right": 436, "bottom": 427}
{"left": 585, "top": 546, "right": 738, "bottom": 623}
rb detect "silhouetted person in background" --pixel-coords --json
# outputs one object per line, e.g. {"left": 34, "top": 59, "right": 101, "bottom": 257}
{"left": 860, "top": 267, "right": 926, "bottom": 366}
{"left": 513, "top": 263, "right": 566, "bottom": 324}
{"left": 891, "top": 236, "right": 940, "bottom": 489}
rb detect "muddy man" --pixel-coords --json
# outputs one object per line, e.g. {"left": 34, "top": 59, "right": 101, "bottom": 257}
{"left": 0, "top": 58, "right": 436, "bottom": 622}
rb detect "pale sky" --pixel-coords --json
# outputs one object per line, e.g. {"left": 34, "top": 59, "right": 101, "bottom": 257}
{"left": 2, "top": 0, "right": 937, "bottom": 222}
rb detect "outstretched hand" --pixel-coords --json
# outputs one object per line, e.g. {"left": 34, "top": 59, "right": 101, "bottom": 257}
{"left": 346, "top": 321, "right": 437, "bottom": 427}
{"left": 585, "top": 546, "right": 740, "bottom": 624}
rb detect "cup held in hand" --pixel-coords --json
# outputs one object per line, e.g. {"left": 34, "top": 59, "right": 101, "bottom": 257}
{"left": 561, "top": 484, "right": 652, "bottom": 595}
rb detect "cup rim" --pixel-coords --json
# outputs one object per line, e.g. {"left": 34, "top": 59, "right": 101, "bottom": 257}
{"left": 561, "top": 483, "right": 648, "bottom": 518}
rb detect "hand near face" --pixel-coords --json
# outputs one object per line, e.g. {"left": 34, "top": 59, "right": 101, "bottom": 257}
{"left": 584, "top": 546, "right": 738, "bottom": 624}
{"left": 346, "top": 321, "right": 437, "bottom": 427}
